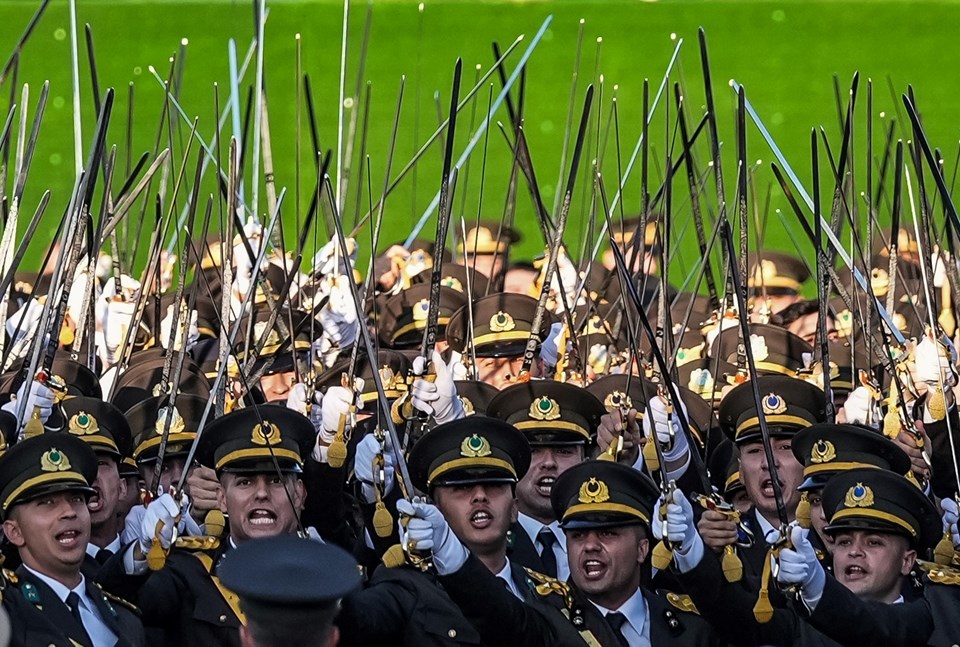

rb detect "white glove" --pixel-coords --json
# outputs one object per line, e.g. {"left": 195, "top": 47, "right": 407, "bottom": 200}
{"left": 354, "top": 433, "right": 397, "bottom": 503}
{"left": 312, "top": 237, "right": 357, "bottom": 278}
{"left": 159, "top": 304, "right": 199, "bottom": 352}
{"left": 136, "top": 493, "right": 180, "bottom": 553}
{"left": 915, "top": 334, "right": 955, "bottom": 385}
{"left": 549, "top": 248, "right": 580, "bottom": 313}
{"left": 841, "top": 385, "right": 878, "bottom": 428}
{"left": 776, "top": 525, "right": 826, "bottom": 610}
{"left": 5, "top": 298, "right": 43, "bottom": 365}
{"left": 705, "top": 315, "right": 739, "bottom": 350}
{"left": 1, "top": 378, "right": 55, "bottom": 428}
{"left": 95, "top": 253, "right": 113, "bottom": 282}
{"left": 651, "top": 489, "right": 700, "bottom": 556}
{"left": 66, "top": 265, "right": 93, "bottom": 324}
{"left": 448, "top": 351, "right": 468, "bottom": 381}
{"left": 539, "top": 322, "right": 564, "bottom": 367}
{"left": 932, "top": 251, "right": 949, "bottom": 289}
{"left": 411, "top": 350, "right": 464, "bottom": 424}
{"left": 321, "top": 385, "right": 362, "bottom": 438}
{"left": 642, "top": 395, "right": 690, "bottom": 462}
{"left": 286, "top": 383, "right": 323, "bottom": 429}
{"left": 102, "top": 299, "right": 136, "bottom": 364}
{"left": 317, "top": 277, "right": 359, "bottom": 348}
{"left": 397, "top": 498, "right": 468, "bottom": 575}
{"left": 942, "top": 498, "right": 960, "bottom": 546}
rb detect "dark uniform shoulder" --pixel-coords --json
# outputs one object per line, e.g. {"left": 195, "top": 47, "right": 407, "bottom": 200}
{"left": 656, "top": 589, "right": 700, "bottom": 615}
{"left": 92, "top": 581, "right": 142, "bottom": 616}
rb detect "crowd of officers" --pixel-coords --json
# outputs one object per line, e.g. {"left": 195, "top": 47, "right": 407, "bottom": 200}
{"left": 0, "top": 215, "right": 958, "bottom": 647}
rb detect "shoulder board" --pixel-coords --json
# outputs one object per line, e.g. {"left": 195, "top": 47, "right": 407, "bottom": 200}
{"left": 174, "top": 536, "right": 221, "bottom": 552}
{"left": 94, "top": 583, "right": 141, "bottom": 615}
{"left": 524, "top": 567, "right": 571, "bottom": 598}
{"left": 1, "top": 568, "right": 18, "bottom": 586}
{"left": 918, "top": 561, "right": 960, "bottom": 586}
{"left": 662, "top": 591, "right": 699, "bottom": 615}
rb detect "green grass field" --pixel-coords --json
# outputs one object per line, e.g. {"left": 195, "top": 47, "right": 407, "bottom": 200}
{"left": 0, "top": 0, "right": 958, "bottom": 283}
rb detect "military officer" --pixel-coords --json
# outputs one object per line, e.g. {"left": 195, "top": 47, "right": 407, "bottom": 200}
{"left": 0, "top": 433, "right": 145, "bottom": 646}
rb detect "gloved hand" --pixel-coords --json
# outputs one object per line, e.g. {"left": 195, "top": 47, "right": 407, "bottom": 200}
{"left": 651, "top": 489, "right": 700, "bottom": 556}
{"left": 232, "top": 221, "right": 264, "bottom": 299}
{"left": 933, "top": 251, "right": 950, "bottom": 289}
{"left": 4, "top": 298, "right": 43, "bottom": 364}
{"left": 159, "top": 304, "right": 199, "bottom": 352}
{"left": 66, "top": 265, "right": 93, "bottom": 325}
{"left": 286, "top": 383, "right": 323, "bottom": 429}
{"left": 411, "top": 350, "right": 464, "bottom": 424}
{"left": 312, "top": 237, "right": 357, "bottom": 278}
{"left": 942, "top": 498, "right": 960, "bottom": 546}
{"left": 539, "top": 322, "right": 564, "bottom": 368}
{"left": 642, "top": 395, "right": 691, "bottom": 463}
{"left": 705, "top": 315, "right": 739, "bottom": 349}
{"left": 915, "top": 334, "right": 956, "bottom": 386}
{"left": 95, "top": 252, "right": 113, "bottom": 282}
{"left": 321, "top": 385, "right": 363, "bottom": 438}
{"left": 776, "top": 525, "right": 826, "bottom": 609}
{"left": 1, "top": 378, "right": 55, "bottom": 428}
{"left": 136, "top": 493, "right": 180, "bottom": 554}
{"left": 841, "top": 385, "right": 878, "bottom": 428}
{"left": 102, "top": 299, "right": 136, "bottom": 364}
{"left": 397, "top": 498, "right": 469, "bottom": 575}
{"left": 549, "top": 248, "right": 580, "bottom": 313}
{"left": 354, "top": 433, "right": 397, "bottom": 503}
{"left": 317, "top": 277, "right": 359, "bottom": 348}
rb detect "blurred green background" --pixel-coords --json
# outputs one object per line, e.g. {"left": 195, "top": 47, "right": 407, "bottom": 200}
{"left": 1, "top": 0, "right": 958, "bottom": 285}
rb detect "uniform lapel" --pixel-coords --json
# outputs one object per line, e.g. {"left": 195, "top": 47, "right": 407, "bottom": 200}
{"left": 507, "top": 520, "right": 546, "bottom": 573}
{"left": 16, "top": 567, "right": 93, "bottom": 647}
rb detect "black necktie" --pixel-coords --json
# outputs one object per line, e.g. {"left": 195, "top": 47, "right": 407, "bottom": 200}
{"left": 537, "top": 527, "right": 558, "bottom": 579}
{"left": 95, "top": 548, "right": 113, "bottom": 565}
{"left": 605, "top": 611, "right": 631, "bottom": 647}
{"left": 66, "top": 591, "right": 94, "bottom": 647}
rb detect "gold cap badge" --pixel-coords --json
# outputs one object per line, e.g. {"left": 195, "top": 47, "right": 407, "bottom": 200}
{"left": 761, "top": 393, "right": 787, "bottom": 415}
{"left": 40, "top": 448, "right": 72, "bottom": 473}
{"left": 251, "top": 422, "right": 283, "bottom": 446}
{"left": 529, "top": 396, "right": 561, "bottom": 421}
{"left": 844, "top": 482, "right": 875, "bottom": 508}
{"left": 578, "top": 477, "right": 610, "bottom": 504}
{"left": 460, "top": 434, "right": 492, "bottom": 458}
{"left": 68, "top": 412, "right": 98, "bottom": 436}
{"left": 489, "top": 311, "right": 515, "bottom": 333}
{"left": 810, "top": 439, "right": 836, "bottom": 464}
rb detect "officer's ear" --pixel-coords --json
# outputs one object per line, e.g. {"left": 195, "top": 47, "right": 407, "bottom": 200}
{"left": 900, "top": 546, "right": 917, "bottom": 576}
{"left": 3, "top": 514, "right": 24, "bottom": 548}
{"left": 323, "top": 626, "right": 340, "bottom": 647}
{"left": 635, "top": 525, "right": 650, "bottom": 565}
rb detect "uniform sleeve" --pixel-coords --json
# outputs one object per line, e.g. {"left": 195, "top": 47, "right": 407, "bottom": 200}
{"left": 336, "top": 569, "right": 416, "bottom": 646}
{"left": 439, "top": 554, "right": 573, "bottom": 647}
{"left": 803, "top": 575, "right": 934, "bottom": 647}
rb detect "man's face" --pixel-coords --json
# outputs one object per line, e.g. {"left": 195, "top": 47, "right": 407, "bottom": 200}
{"left": 474, "top": 356, "right": 542, "bottom": 389}
{"left": 118, "top": 475, "right": 142, "bottom": 520}
{"left": 516, "top": 446, "right": 584, "bottom": 522}
{"left": 503, "top": 267, "right": 538, "bottom": 295}
{"left": 465, "top": 253, "right": 506, "bottom": 282}
{"left": 260, "top": 371, "right": 296, "bottom": 402}
{"left": 218, "top": 472, "right": 306, "bottom": 543}
{"left": 88, "top": 454, "right": 126, "bottom": 529}
{"left": 4, "top": 491, "right": 90, "bottom": 583}
{"left": 739, "top": 438, "right": 803, "bottom": 524}
{"left": 806, "top": 489, "right": 834, "bottom": 552}
{"left": 434, "top": 483, "right": 516, "bottom": 556}
{"left": 566, "top": 525, "right": 648, "bottom": 610}
{"left": 832, "top": 530, "right": 915, "bottom": 602}
{"left": 140, "top": 456, "right": 187, "bottom": 495}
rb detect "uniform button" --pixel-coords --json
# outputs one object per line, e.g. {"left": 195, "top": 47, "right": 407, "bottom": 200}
{"left": 219, "top": 614, "right": 227, "bottom": 623}
{"left": 448, "top": 629, "right": 457, "bottom": 638}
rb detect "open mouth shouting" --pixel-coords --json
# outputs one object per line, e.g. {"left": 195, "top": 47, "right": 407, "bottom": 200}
{"left": 55, "top": 528, "right": 84, "bottom": 550}
{"left": 469, "top": 508, "right": 494, "bottom": 530}
{"left": 581, "top": 558, "right": 608, "bottom": 581}
{"left": 535, "top": 476, "right": 556, "bottom": 497}
{"left": 248, "top": 508, "right": 278, "bottom": 528}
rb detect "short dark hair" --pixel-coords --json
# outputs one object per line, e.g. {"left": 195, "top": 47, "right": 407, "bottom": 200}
{"left": 244, "top": 604, "right": 339, "bottom": 647}
{"left": 770, "top": 300, "right": 825, "bottom": 327}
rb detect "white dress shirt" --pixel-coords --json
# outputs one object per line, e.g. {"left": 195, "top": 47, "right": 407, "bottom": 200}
{"left": 86, "top": 534, "right": 122, "bottom": 560}
{"left": 590, "top": 587, "right": 650, "bottom": 647}
{"left": 517, "top": 513, "right": 569, "bottom": 581}
{"left": 495, "top": 561, "right": 525, "bottom": 600}
{"left": 22, "top": 564, "right": 118, "bottom": 647}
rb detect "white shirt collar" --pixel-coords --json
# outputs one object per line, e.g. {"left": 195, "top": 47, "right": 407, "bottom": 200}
{"left": 590, "top": 587, "right": 647, "bottom": 640}
{"left": 86, "top": 534, "right": 122, "bottom": 559}
{"left": 22, "top": 564, "right": 86, "bottom": 607}
{"left": 517, "top": 513, "right": 564, "bottom": 545}
{"left": 754, "top": 508, "right": 780, "bottom": 544}
{"left": 495, "top": 561, "right": 524, "bottom": 600}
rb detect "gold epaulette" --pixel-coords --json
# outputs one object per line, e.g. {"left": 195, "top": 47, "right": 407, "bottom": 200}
{"left": 94, "top": 583, "right": 141, "bottom": 614}
{"left": 2, "top": 568, "right": 18, "bottom": 586}
{"left": 664, "top": 591, "right": 699, "bottom": 615}
{"left": 174, "top": 536, "right": 221, "bottom": 551}
{"left": 918, "top": 560, "right": 960, "bottom": 585}
{"left": 524, "top": 567, "right": 574, "bottom": 606}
